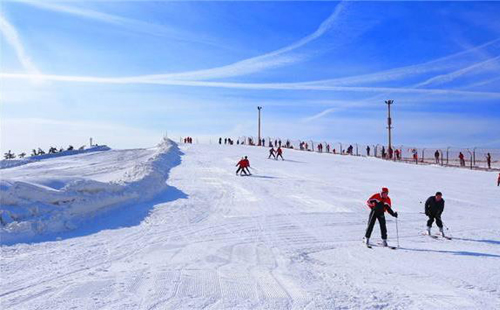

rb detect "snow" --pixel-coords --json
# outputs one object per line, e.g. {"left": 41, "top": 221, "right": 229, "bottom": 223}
{"left": 1, "top": 141, "right": 499, "bottom": 309}
{"left": 0, "top": 139, "right": 179, "bottom": 243}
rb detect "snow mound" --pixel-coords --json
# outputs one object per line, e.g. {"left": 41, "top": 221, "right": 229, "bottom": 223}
{"left": 0, "top": 138, "right": 179, "bottom": 243}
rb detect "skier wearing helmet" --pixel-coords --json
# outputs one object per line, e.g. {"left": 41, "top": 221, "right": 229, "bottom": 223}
{"left": 364, "top": 187, "right": 398, "bottom": 248}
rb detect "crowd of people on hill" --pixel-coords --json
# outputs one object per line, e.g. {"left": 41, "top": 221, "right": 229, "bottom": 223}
{"left": 184, "top": 137, "right": 194, "bottom": 144}
{"left": 212, "top": 137, "right": 498, "bottom": 171}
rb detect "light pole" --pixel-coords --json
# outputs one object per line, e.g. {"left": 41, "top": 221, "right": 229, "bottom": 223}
{"left": 257, "top": 106, "right": 262, "bottom": 146}
{"left": 385, "top": 100, "right": 394, "bottom": 152}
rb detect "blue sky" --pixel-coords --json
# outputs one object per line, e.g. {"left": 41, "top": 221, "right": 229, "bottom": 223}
{"left": 1, "top": 0, "right": 500, "bottom": 153}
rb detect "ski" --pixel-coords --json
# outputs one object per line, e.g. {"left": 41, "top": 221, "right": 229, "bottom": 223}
{"left": 377, "top": 243, "right": 397, "bottom": 250}
{"left": 422, "top": 233, "right": 438, "bottom": 239}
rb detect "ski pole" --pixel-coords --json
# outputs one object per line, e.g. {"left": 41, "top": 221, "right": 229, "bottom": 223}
{"left": 396, "top": 217, "right": 400, "bottom": 248}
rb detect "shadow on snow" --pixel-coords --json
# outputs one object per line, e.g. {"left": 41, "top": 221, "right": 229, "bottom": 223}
{"left": 400, "top": 247, "right": 500, "bottom": 258}
{"left": 1, "top": 148, "right": 188, "bottom": 246}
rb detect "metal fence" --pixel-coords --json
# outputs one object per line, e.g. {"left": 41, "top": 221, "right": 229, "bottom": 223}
{"left": 234, "top": 136, "right": 500, "bottom": 171}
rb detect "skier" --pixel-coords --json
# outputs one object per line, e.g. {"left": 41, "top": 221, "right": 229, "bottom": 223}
{"left": 425, "top": 192, "right": 446, "bottom": 237}
{"left": 235, "top": 157, "right": 247, "bottom": 175}
{"left": 486, "top": 153, "right": 492, "bottom": 169}
{"left": 366, "top": 146, "right": 370, "bottom": 156}
{"left": 268, "top": 147, "right": 276, "bottom": 159}
{"left": 219, "top": 137, "right": 222, "bottom": 145}
{"left": 434, "top": 150, "right": 440, "bottom": 164}
{"left": 364, "top": 187, "right": 398, "bottom": 247}
{"left": 242, "top": 156, "right": 251, "bottom": 175}
{"left": 276, "top": 147, "right": 284, "bottom": 160}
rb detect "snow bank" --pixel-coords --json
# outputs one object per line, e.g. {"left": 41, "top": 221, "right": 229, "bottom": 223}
{"left": 0, "top": 139, "right": 179, "bottom": 243}
{"left": 0, "top": 145, "right": 111, "bottom": 169}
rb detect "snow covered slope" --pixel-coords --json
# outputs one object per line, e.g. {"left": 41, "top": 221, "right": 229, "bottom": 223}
{"left": 0, "top": 138, "right": 180, "bottom": 244}
{"left": 1, "top": 142, "right": 499, "bottom": 309}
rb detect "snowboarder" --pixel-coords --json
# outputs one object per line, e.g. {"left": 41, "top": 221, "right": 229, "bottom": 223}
{"left": 364, "top": 187, "right": 398, "bottom": 247}
{"left": 425, "top": 192, "right": 446, "bottom": 237}
{"left": 268, "top": 147, "right": 276, "bottom": 159}
{"left": 276, "top": 147, "right": 284, "bottom": 160}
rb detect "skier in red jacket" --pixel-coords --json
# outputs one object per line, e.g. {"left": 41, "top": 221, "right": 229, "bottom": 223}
{"left": 236, "top": 157, "right": 248, "bottom": 176}
{"left": 276, "top": 147, "right": 284, "bottom": 160}
{"left": 364, "top": 187, "right": 398, "bottom": 247}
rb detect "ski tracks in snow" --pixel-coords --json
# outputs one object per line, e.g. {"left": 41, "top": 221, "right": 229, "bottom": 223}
{"left": 1, "top": 143, "right": 500, "bottom": 309}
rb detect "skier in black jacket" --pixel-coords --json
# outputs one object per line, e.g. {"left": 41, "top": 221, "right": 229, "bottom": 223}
{"left": 425, "top": 192, "right": 445, "bottom": 236}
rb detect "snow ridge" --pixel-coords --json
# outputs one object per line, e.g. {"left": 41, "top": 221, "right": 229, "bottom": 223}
{"left": 0, "top": 145, "right": 111, "bottom": 170}
{"left": 0, "top": 138, "right": 180, "bottom": 244}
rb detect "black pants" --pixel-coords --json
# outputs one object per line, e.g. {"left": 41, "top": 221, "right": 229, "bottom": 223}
{"left": 236, "top": 167, "right": 248, "bottom": 175}
{"left": 427, "top": 213, "right": 443, "bottom": 228}
{"left": 277, "top": 154, "right": 284, "bottom": 160}
{"left": 365, "top": 210, "right": 387, "bottom": 239}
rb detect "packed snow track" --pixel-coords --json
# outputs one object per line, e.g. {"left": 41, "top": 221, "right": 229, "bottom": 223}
{"left": 1, "top": 142, "right": 499, "bottom": 309}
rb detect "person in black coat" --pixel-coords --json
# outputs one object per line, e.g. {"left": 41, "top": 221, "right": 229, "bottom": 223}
{"left": 425, "top": 192, "right": 445, "bottom": 236}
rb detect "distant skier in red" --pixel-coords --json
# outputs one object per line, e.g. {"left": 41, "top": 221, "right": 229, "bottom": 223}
{"left": 236, "top": 157, "right": 247, "bottom": 175}
{"left": 364, "top": 187, "right": 398, "bottom": 247}
{"left": 236, "top": 157, "right": 250, "bottom": 176}
{"left": 276, "top": 147, "right": 284, "bottom": 160}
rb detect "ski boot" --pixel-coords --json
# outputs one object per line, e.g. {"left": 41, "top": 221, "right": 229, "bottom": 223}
{"left": 381, "top": 239, "right": 388, "bottom": 247}
{"left": 426, "top": 226, "right": 431, "bottom": 235}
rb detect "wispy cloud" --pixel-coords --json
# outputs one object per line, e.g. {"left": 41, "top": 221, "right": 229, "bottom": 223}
{"left": 137, "top": 1, "right": 352, "bottom": 81}
{"left": 302, "top": 37, "right": 500, "bottom": 87}
{"left": 302, "top": 38, "right": 500, "bottom": 122}
{"left": 414, "top": 55, "right": 500, "bottom": 88}
{"left": 2, "top": 72, "right": 500, "bottom": 99}
{"left": 14, "top": 0, "right": 352, "bottom": 81}
{"left": 0, "top": 13, "right": 39, "bottom": 74}
{"left": 15, "top": 0, "right": 220, "bottom": 48}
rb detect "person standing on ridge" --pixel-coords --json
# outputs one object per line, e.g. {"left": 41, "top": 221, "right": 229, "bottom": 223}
{"left": 425, "top": 192, "right": 446, "bottom": 237}
{"left": 364, "top": 187, "right": 398, "bottom": 247}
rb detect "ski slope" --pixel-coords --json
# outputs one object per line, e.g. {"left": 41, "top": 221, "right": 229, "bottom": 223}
{"left": 1, "top": 142, "right": 499, "bottom": 309}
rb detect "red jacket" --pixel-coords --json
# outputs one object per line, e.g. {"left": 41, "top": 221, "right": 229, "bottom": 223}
{"left": 277, "top": 148, "right": 282, "bottom": 155}
{"left": 236, "top": 160, "right": 246, "bottom": 168}
{"left": 367, "top": 193, "right": 392, "bottom": 212}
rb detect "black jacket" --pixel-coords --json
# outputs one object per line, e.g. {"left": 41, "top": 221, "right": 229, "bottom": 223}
{"left": 425, "top": 196, "right": 445, "bottom": 216}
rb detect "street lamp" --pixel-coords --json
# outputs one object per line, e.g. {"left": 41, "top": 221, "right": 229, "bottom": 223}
{"left": 385, "top": 100, "right": 394, "bottom": 152}
{"left": 257, "top": 106, "right": 262, "bottom": 146}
